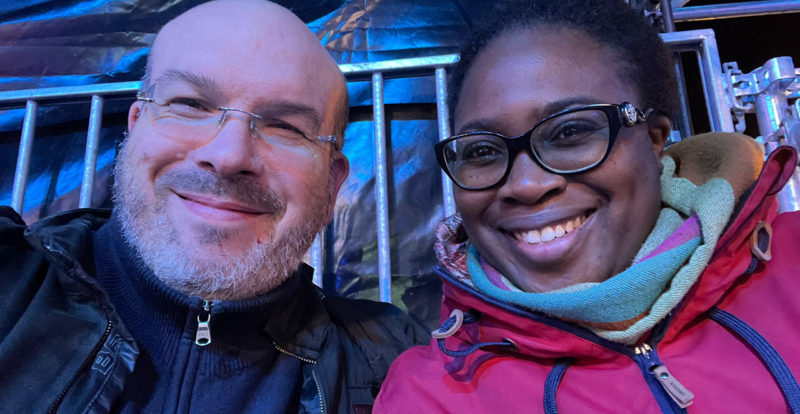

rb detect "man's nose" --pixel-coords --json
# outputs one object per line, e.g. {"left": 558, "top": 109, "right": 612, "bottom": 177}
{"left": 190, "top": 112, "right": 261, "bottom": 177}
{"left": 497, "top": 152, "right": 567, "bottom": 204}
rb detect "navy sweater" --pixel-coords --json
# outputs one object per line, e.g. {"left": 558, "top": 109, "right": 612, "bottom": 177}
{"left": 93, "top": 215, "right": 305, "bottom": 413}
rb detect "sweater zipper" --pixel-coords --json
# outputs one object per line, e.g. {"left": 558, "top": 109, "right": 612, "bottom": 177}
{"left": 633, "top": 343, "right": 694, "bottom": 409}
{"left": 195, "top": 300, "right": 213, "bottom": 346}
{"left": 47, "top": 320, "right": 113, "bottom": 414}
{"left": 272, "top": 342, "right": 325, "bottom": 413}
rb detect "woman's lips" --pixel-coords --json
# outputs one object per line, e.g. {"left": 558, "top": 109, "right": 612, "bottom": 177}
{"left": 511, "top": 212, "right": 590, "bottom": 244}
{"left": 496, "top": 209, "right": 596, "bottom": 264}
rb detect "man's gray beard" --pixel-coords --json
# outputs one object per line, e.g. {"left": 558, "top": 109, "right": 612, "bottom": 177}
{"left": 112, "top": 137, "right": 332, "bottom": 300}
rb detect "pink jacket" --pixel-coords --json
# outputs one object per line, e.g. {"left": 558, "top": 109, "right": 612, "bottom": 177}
{"left": 375, "top": 146, "right": 800, "bottom": 413}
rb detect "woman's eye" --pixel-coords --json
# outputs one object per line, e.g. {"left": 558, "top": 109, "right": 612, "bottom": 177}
{"left": 463, "top": 142, "right": 504, "bottom": 162}
{"left": 547, "top": 122, "right": 600, "bottom": 145}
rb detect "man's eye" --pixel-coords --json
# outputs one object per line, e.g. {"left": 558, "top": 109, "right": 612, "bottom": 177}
{"left": 262, "top": 121, "right": 310, "bottom": 142}
{"left": 164, "top": 97, "right": 213, "bottom": 117}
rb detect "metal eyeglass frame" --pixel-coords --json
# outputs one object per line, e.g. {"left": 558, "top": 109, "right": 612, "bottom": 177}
{"left": 434, "top": 102, "right": 653, "bottom": 191}
{"left": 136, "top": 94, "right": 338, "bottom": 148}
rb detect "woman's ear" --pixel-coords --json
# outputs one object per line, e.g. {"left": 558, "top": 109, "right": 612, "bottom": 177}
{"left": 647, "top": 115, "right": 672, "bottom": 158}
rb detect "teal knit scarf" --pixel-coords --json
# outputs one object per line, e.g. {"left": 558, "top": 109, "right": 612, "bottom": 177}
{"left": 468, "top": 156, "right": 736, "bottom": 344}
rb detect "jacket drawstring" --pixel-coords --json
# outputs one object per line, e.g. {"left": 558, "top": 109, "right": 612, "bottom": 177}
{"left": 709, "top": 307, "right": 800, "bottom": 413}
{"left": 432, "top": 309, "right": 515, "bottom": 358}
{"left": 543, "top": 359, "right": 572, "bottom": 414}
{"left": 707, "top": 234, "right": 800, "bottom": 414}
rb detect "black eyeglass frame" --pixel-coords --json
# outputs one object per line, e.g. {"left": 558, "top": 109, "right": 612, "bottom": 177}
{"left": 434, "top": 102, "right": 652, "bottom": 191}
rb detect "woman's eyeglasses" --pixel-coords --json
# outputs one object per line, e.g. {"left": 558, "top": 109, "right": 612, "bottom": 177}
{"left": 435, "top": 102, "right": 652, "bottom": 190}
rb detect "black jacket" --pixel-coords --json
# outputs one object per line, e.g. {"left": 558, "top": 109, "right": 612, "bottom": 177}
{"left": 0, "top": 207, "right": 429, "bottom": 413}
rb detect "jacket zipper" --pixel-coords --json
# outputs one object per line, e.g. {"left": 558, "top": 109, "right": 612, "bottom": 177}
{"left": 195, "top": 300, "right": 213, "bottom": 346}
{"left": 47, "top": 320, "right": 113, "bottom": 414}
{"left": 311, "top": 370, "right": 325, "bottom": 414}
{"left": 272, "top": 342, "right": 325, "bottom": 413}
{"left": 633, "top": 343, "right": 694, "bottom": 409}
{"left": 438, "top": 268, "right": 695, "bottom": 410}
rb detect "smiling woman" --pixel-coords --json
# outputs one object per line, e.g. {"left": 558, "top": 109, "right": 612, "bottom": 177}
{"left": 452, "top": 27, "right": 668, "bottom": 294}
{"left": 374, "top": 0, "right": 800, "bottom": 412}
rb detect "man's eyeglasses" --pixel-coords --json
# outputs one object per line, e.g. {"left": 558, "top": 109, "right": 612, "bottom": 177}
{"left": 434, "top": 102, "right": 653, "bottom": 190}
{"left": 136, "top": 94, "right": 339, "bottom": 150}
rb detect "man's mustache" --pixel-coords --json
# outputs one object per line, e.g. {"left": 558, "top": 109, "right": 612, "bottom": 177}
{"left": 154, "top": 169, "right": 285, "bottom": 215}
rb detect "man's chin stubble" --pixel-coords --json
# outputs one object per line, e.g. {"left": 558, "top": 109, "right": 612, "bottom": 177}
{"left": 112, "top": 138, "right": 328, "bottom": 300}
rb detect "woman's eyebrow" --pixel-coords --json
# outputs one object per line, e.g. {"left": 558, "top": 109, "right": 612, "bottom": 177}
{"left": 457, "top": 119, "right": 503, "bottom": 134}
{"left": 456, "top": 96, "right": 606, "bottom": 134}
{"left": 540, "top": 96, "right": 603, "bottom": 115}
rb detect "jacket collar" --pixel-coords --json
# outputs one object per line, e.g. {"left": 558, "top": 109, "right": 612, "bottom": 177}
{"left": 24, "top": 207, "right": 332, "bottom": 363}
{"left": 260, "top": 266, "right": 332, "bottom": 361}
{"left": 438, "top": 268, "right": 629, "bottom": 360}
{"left": 667, "top": 145, "right": 797, "bottom": 336}
{"left": 25, "top": 208, "right": 110, "bottom": 272}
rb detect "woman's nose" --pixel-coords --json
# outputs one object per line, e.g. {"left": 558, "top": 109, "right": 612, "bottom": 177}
{"left": 497, "top": 152, "right": 568, "bottom": 204}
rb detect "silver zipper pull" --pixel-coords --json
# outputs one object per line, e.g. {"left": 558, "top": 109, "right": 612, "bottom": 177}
{"left": 195, "top": 300, "right": 213, "bottom": 346}
{"left": 652, "top": 364, "right": 694, "bottom": 408}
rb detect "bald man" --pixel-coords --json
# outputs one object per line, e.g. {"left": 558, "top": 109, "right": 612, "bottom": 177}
{"left": 0, "top": 1, "right": 428, "bottom": 413}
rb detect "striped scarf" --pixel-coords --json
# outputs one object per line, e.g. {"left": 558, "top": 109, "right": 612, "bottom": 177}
{"left": 445, "top": 155, "right": 736, "bottom": 344}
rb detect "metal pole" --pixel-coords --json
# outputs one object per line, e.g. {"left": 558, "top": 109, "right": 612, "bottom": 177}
{"left": 435, "top": 67, "right": 456, "bottom": 217}
{"left": 372, "top": 73, "right": 392, "bottom": 303}
{"left": 0, "top": 81, "right": 140, "bottom": 105}
{"left": 660, "top": 0, "right": 677, "bottom": 31}
{"left": 765, "top": 141, "right": 800, "bottom": 213}
{"left": 697, "top": 32, "right": 735, "bottom": 131}
{"left": 674, "top": 0, "right": 800, "bottom": 22}
{"left": 660, "top": 30, "right": 735, "bottom": 132}
{"left": 660, "top": 0, "right": 693, "bottom": 139}
{"left": 10, "top": 100, "right": 38, "bottom": 214}
{"left": 776, "top": 169, "right": 800, "bottom": 213}
{"left": 79, "top": 95, "right": 104, "bottom": 208}
{"left": 753, "top": 65, "right": 800, "bottom": 212}
{"left": 339, "top": 54, "right": 459, "bottom": 80}
{"left": 754, "top": 91, "right": 787, "bottom": 137}
{"left": 310, "top": 233, "right": 324, "bottom": 287}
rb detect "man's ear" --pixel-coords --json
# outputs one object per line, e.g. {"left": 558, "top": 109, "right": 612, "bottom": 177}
{"left": 128, "top": 101, "right": 144, "bottom": 132}
{"left": 325, "top": 151, "right": 350, "bottom": 219}
{"left": 647, "top": 115, "right": 671, "bottom": 158}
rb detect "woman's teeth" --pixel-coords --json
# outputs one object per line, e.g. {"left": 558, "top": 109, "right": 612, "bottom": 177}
{"left": 514, "top": 215, "right": 586, "bottom": 245}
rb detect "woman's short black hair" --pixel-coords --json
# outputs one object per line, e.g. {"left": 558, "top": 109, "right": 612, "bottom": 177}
{"left": 449, "top": 0, "right": 678, "bottom": 123}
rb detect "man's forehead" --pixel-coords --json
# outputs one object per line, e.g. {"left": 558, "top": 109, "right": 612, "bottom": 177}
{"left": 151, "top": 0, "right": 327, "bottom": 64}
{"left": 144, "top": 0, "right": 345, "bottom": 124}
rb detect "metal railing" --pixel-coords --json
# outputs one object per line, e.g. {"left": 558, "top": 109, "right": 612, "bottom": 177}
{"left": 3, "top": 81, "right": 141, "bottom": 213}
{"left": 338, "top": 54, "right": 458, "bottom": 300}
{"left": 1, "top": 29, "right": 794, "bottom": 303}
{"left": 661, "top": 29, "right": 735, "bottom": 133}
{"left": 674, "top": 0, "right": 800, "bottom": 22}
